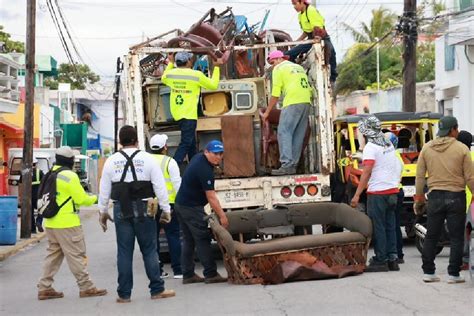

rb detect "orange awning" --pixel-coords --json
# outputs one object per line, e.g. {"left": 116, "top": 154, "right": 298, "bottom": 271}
{"left": 0, "top": 120, "right": 23, "bottom": 135}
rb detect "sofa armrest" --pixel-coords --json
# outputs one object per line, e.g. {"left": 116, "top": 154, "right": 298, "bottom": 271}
{"left": 209, "top": 216, "right": 236, "bottom": 256}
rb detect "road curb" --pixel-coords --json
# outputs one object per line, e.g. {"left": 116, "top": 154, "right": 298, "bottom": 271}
{"left": 0, "top": 232, "right": 46, "bottom": 262}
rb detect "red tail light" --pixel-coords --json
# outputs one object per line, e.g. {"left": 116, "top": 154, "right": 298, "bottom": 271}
{"left": 281, "top": 186, "right": 292, "bottom": 198}
{"left": 294, "top": 185, "right": 305, "bottom": 197}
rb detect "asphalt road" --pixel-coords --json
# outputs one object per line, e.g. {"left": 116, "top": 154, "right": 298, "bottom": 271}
{"left": 0, "top": 207, "right": 472, "bottom": 316}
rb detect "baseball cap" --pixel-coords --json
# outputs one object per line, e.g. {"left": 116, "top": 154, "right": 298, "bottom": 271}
{"left": 150, "top": 134, "right": 168, "bottom": 150}
{"left": 267, "top": 50, "right": 289, "bottom": 62}
{"left": 437, "top": 116, "right": 458, "bottom": 137}
{"left": 175, "top": 52, "right": 193, "bottom": 64}
{"left": 205, "top": 140, "right": 224, "bottom": 153}
{"left": 56, "top": 146, "right": 75, "bottom": 158}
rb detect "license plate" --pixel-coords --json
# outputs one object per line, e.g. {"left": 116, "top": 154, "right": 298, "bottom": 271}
{"left": 222, "top": 190, "right": 250, "bottom": 203}
{"left": 404, "top": 186, "right": 416, "bottom": 197}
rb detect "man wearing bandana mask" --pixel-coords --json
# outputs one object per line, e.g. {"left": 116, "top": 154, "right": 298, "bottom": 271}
{"left": 351, "top": 116, "right": 403, "bottom": 272}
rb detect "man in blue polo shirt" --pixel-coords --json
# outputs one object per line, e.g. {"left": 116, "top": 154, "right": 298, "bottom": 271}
{"left": 174, "top": 140, "right": 229, "bottom": 285}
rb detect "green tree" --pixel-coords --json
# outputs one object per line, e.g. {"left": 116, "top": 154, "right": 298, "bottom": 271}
{"left": 44, "top": 63, "right": 100, "bottom": 90}
{"left": 0, "top": 25, "right": 25, "bottom": 53}
{"left": 342, "top": 7, "right": 397, "bottom": 43}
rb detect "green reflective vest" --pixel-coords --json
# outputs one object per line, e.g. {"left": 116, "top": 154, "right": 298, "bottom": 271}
{"left": 32, "top": 168, "right": 41, "bottom": 185}
{"left": 153, "top": 154, "right": 176, "bottom": 203}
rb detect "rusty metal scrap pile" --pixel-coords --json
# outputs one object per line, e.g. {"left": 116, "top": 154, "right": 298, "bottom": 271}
{"left": 137, "top": 7, "right": 293, "bottom": 79}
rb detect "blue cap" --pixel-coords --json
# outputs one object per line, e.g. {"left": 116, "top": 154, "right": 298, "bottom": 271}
{"left": 175, "top": 52, "right": 193, "bottom": 64}
{"left": 205, "top": 140, "right": 224, "bottom": 153}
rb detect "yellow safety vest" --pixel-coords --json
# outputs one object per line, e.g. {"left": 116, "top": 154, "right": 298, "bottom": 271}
{"left": 32, "top": 168, "right": 41, "bottom": 185}
{"left": 395, "top": 151, "right": 404, "bottom": 189}
{"left": 44, "top": 166, "right": 97, "bottom": 229}
{"left": 161, "top": 63, "right": 220, "bottom": 121}
{"left": 466, "top": 151, "right": 474, "bottom": 211}
{"left": 152, "top": 154, "right": 176, "bottom": 203}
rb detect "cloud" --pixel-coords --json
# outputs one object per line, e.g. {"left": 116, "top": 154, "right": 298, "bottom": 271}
{"left": 0, "top": 8, "right": 21, "bottom": 21}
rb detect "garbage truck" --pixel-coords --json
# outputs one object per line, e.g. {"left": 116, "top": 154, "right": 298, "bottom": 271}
{"left": 119, "top": 8, "right": 335, "bottom": 218}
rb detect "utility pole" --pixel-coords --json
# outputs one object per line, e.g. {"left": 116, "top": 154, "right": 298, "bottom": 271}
{"left": 402, "top": 0, "right": 417, "bottom": 112}
{"left": 113, "top": 57, "right": 122, "bottom": 152}
{"left": 21, "top": 0, "right": 36, "bottom": 239}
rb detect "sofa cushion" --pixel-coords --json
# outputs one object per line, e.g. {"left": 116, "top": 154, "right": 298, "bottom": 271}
{"left": 233, "top": 232, "right": 366, "bottom": 258}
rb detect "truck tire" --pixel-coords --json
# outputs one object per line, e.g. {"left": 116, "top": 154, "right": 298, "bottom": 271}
{"left": 415, "top": 235, "right": 443, "bottom": 255}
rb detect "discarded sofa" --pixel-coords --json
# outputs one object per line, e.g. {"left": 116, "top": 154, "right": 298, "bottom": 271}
{"left": 210, "top": 203, "right": 372, "bottom": 285}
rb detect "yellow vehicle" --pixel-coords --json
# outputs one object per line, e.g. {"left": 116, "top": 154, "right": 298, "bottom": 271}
{"left": 332, "top": 111, "right": 442, "bottom": 237}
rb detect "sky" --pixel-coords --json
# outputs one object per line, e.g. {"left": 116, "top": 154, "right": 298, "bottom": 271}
{"left": 1, "top": 0, "right": 407, "bottom": 81}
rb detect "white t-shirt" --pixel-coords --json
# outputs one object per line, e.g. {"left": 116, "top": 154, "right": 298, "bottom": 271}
{"left": 362, "top": 142, "right": 402, "bottom": 193}
{"left": 98, "top": 148, "right": 171, "bottom": 213}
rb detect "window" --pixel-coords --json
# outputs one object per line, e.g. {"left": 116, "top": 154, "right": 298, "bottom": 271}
{"left": 459, "top": 0, "right": 474, "bottom": 10}
{"left": 445, "top": 37, "right": 455, "bottom": 71}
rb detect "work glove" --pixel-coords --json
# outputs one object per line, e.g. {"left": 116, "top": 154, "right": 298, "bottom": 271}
{"left": 159, "top": 211, "right": 171, "bottom": 224}
{"left": 99, "top": 212, "right": 114, "bottom": 232}
{"left": 413, "top": 194, "right": 426, "bottom": 216}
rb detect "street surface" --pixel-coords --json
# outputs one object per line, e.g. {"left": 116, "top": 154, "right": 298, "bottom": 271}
{"left": 0, "top": 207, "right": 472, "bottom": 316}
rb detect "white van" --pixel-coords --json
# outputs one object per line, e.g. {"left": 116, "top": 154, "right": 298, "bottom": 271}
{"left": 7, "top": 148, "right": 56, "bottom": 197}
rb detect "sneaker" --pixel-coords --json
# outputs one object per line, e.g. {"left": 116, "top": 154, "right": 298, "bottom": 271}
{"left": 365, "top": 259, "right": 389, "bottom": 273}
{"left": 79, "top": 287, "right": 107, "bottom": 298}
{"left": 38, "top": 288, "right": 64, "bottom": 300}
{"left": 423, "top": 274, "right": 440, "bottom": 283}
{"left": 159, "top": 212, "right": 171, "bottom": 224}
{"left": 116, "top": 297, "right": 131, "bottom": 303}
{"left": 183, "top": 274, "right": 205, "bottom": 285}
{"left": 271, "top": 166, "right": 296, "bottom": 176}
{"left": 151, "top": 289, "right": 176, "bottom": 300}
{"left": 388, "top": 260, "right": 400, "bottom": 271}
{"left": 173, "top": 274, "right": 183, "bottom": 279}
{"left": 161, "top": 272, "right": 170, "bottom": 278}
{"left": 447, "top": 275, "right": 465, "bottom": 284}
{"left": 204, "top": 273, "right": 228, "bottom": 284}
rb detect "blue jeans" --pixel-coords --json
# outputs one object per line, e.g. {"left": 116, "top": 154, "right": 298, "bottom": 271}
{"left": 174, "top": 204, "right": 217, "bottom": 279}
{"left": 174, "top": 119, "right": 197, "bottom": 164}
{"left": 277, "top": 103, "right": 310, "bottom": 168}
{"left": 395, "top": 189, "right": 405, "bottom": 259}
{"left": 367, "top": 194, "right": 398, "bottom": 263}
{"left": 156, "top": 206, "right": 182, "bottom": 275}
{"left": 284, "top": 38, "right": 337, "bottom": 82}
{"left": 422, "top": 190, "right": 466, "bottom": 276}
{"left": 113, "top": 202, "right": 164, "bottom": 299}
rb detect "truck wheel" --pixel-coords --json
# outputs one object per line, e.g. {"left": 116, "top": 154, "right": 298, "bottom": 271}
{"left": 415, "top": 235, "right": 443, "bottom": 255}
{"left": 294, "top": 225, "right": 313, "bottom": 235}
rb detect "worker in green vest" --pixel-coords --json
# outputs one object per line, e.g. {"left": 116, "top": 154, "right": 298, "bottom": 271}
{"left": 149, "top": 133, "right": 183, "bottom": 279}
{"left": 162, "top": 52, "right": 223, "bottom": 168}
{"left": 37, "top": 146, "right": 107, "bottom": 300}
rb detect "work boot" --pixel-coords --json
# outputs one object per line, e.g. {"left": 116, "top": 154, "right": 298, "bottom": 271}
{"left": 364, "top": 258, "right": 389, "bottom": 273}
{"left": 388, "top": 260, "right": 400, "bottom": 271}
{"left": 79, "top": 287, "right": 108, "bottom": 298}
{"left": 204, "top": 273, "right": 228, "bottom": 284}
{"left": 397, "top": 257, "right": 405, "bottom": 264}
{"left": 159, "top": 212, "right": 171, "bottom": 224}
{"left": 116, "top": 297, "right": 131, "bottom": 303}
{"left": 423, "top": 274, "right": 440, "bottom": 283}
{"left": 36, "top": 223, "right": 44, "bottom": 233}
{"left": 271, "top": 166, "right": 296, "bottom": 176}
{"left": 151, "top": 289, "right": 176, "bottom": 300}
{"left": 38, "top": 288, "right": 64, "bottom": 300}
{"left": 182, "top": 274, "right": 205, "bottom": 285}
{"left": 447, "top": 275, "right": 465, "bottom": 284}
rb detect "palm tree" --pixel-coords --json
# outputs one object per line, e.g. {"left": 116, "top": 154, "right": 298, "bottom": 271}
{"left": 342, "top": 7, "right": 397, "bottom": 43}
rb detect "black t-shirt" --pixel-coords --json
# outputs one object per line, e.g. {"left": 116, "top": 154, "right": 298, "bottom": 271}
{"left": 175, "top": 153, "right": 215, "bottom": 207}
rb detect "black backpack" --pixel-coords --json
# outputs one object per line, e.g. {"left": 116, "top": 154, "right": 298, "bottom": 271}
{"left": 37, "top": 166, "right": 72, "bottom": 218}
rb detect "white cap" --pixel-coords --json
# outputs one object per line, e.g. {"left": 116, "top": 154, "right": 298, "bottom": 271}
{"left": 150, "top": 134, "right": 168, "bottom": 150}
{"left": 32, "top": 157, "right": 38, "bottom": 164}
{"left": 56, "top": 146, "right": 75, "bottom": 158}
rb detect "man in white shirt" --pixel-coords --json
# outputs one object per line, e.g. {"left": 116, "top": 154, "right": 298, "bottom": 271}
{"left": 149, "top": 133, "right": 183, "bottom": 279}
{"left": 98, "top": 126, "right": 175, "bottom": 303}
{"left": 351, "top": 116, "right": 403, "bottom": 272}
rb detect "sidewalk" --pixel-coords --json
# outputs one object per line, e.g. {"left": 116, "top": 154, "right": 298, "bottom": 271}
{"left": 0, "top": 216, "right": 46, "bottom": 261}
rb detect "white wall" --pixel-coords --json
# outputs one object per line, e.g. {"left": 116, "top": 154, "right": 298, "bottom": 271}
{"left": 435, "top": 36, "right": 474, "bottom": 133}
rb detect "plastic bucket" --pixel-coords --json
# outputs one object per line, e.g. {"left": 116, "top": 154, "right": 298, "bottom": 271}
{"left": 0, "top": 196, "right": 18, "bottom": 245}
